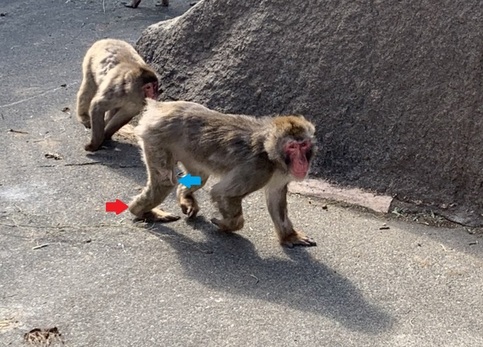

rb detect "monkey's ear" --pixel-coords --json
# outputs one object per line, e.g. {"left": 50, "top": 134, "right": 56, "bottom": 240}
{"left": 140, "top": 67, "right": 158, "bottom": 84}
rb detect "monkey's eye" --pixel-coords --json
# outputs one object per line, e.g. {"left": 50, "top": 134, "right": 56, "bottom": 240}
{"left": 299, "top": 140, "right": 310, "bottom": 149}
{"left": 286, "top": 142, "right": 298, "bottom": 150}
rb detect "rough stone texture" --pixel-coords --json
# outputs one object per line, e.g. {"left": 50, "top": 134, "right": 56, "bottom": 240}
{"left": 136, "top": 0, "right": 483, "bottom": 226}
{"left": 289, "top": 180, "right": 393, "bottom": 214}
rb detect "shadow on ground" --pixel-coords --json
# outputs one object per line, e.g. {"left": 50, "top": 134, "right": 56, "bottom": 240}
{"left": 142, "top": 217, "right": 394, "bottom": 334}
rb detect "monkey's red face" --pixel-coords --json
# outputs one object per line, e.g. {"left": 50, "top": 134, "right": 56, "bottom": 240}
{"left": 284, "top": 139, "right": 313, "bottom": 179}
{"left": 143, "top": 82, "right": 159, "bottom": 100}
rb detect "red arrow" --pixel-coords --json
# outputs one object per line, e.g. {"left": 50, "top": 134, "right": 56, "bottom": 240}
{"left": 105, "top": 199, "right": 128, "bottom": 215}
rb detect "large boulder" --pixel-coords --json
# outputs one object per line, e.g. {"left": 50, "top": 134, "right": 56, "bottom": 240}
{"left": 137, "top": 0, "right": 483, "bottom": 226}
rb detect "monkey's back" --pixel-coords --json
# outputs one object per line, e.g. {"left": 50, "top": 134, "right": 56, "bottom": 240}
{"left": 83, "top": 39, "right": 147, "bottom": 85}
{"left": 137, "top": 100, "right": 275, "bottom": 175}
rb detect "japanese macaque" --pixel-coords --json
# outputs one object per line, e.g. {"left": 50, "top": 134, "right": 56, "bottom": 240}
{"left": 129, "top": 100, "right": 317, "bottom": 247}
{"left": 125, "top": 0, "right": 169, "bottom": 8}
{"left": 76, "top": 39, "right": 159, "bottom": 152}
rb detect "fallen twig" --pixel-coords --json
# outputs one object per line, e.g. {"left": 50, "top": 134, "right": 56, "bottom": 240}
{"left": 7, "top": 128, "right": 29, "bottom": 134}
{"left": 64, "top": 161, "right": 101, "bottom": 166}
{"left": 32, "top": 243, "right": 49, "bottom": 250}
{"left": 38, "top": 161, "right": 101, "bottom": 168}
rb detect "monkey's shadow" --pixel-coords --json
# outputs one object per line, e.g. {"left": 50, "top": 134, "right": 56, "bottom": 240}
{"left": 146, "top": 217, "right": 394, "bottom": 334}
{"left": 85, "top": 140, "right": 145, "bottom": 176}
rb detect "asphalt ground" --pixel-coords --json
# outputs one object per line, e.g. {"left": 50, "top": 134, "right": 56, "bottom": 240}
{"left": 0, "top": 1, "right": 482, "bottom": 346}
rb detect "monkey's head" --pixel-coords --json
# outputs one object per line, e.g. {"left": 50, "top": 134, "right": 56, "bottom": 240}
{"left": 267, "top": 115, "right": 317, "bottom": 180}
{"left": 140, "top": 67, "right": 159, "bottom": 100}
{"left": 142, "top": 81, "right": 159, "bottom": 100}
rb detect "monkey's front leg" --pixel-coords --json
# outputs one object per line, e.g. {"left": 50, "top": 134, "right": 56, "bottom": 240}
{"left": 210, "top": 170, "right": 273, "bottom": 232}
{"left": 85, "top": 97, "right": 109, "bottom": 151}
{"left": 104, "top": 107, "right": 137, "bottom": 141}
{"left": 210, "top": 174, "right": 250, "bottom": 232}
{"left": 210, "top": 193, "right": 245, "bottom": 232}
{"left": 265, "top": 183, "right": 316, "bottom": 248}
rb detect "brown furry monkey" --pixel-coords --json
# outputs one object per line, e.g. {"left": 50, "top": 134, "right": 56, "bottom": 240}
{"left": 129, "top": 100, "right": 317, "bottom": 247}
{"left": 126, "top": 0, "right": 169, "bottom": 8}
{"left": 76, "top": 39, "right": 159, "bottom": 152}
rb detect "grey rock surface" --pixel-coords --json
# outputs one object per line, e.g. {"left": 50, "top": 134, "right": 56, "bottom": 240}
{"left": 137, "top": 0, "right": 483, "bottom": 226}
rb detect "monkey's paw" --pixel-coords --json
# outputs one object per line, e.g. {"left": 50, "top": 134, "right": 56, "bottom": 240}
{"left": 136, "top": 208, "right": 180, "bottom": 223}
{"left": 179, "top": 196, "right": 200, "bottom": 218}
{"left": 77, "top": 115, "right": 91, "bottom": 129}
{"left": 281, "top": 231, "right": 317, "bottom": 248}
{"left": 84, "top": 142, "right": 101, "bottom": 152}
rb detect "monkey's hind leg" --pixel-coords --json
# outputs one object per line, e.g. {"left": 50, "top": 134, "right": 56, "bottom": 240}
{"left": 76, "top": 75, "right": 97, "bottom": 129}
{"left": 176, "top": 163, "right": 209, "bottom": 218}
{"left": 104, "top": 108, "right": 120, "bottom": 124}
{"left": 128, "top": 143, "right": 180, "bottom": 223}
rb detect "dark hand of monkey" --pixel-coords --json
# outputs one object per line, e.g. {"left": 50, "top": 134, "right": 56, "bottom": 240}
{"left": 281, "top": 231, "right": 317, "bottom": 248}
{"left": 179, "top": 195, "right": 200, "bottom": 218}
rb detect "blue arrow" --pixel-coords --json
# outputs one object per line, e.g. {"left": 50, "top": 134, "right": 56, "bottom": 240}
{"left": 178, "top": 173, "right": 202, "bottom": 188}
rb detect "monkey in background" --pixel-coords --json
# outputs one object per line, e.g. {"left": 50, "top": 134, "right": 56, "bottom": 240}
{"left": 129, "top": 100, "right": 318, "bottom": 247}
{"left": 126, "top": 0, "right": 169, "bottom": 8}
{"left": 76, "top": 39, "right": 159, "bottom": 152}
